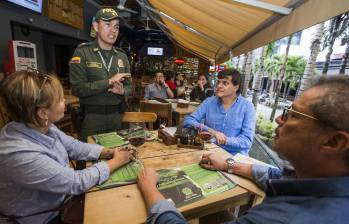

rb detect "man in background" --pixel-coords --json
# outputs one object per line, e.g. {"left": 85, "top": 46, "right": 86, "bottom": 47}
{"left": 70, "top": 8, "right": 132, "bottom": 141}
{"left": 144, "top": 71, "right": 174, "bottom": 100}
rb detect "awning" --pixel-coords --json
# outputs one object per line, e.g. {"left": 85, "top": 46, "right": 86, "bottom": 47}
{"left": 143, "top": 0, "right": 349, "bottom": 63}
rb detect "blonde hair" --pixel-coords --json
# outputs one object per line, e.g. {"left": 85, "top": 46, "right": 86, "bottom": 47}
{"left": 0, "top": 71, "right": 64, "bottom": 127}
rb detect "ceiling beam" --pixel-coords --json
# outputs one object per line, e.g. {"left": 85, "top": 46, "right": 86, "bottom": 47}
{"left": 231, "top": 0, "right": 292, "bottom": 15}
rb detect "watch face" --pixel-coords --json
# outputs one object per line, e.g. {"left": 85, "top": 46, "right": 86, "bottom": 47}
{"left": 226, "top": 158, "right": 235, "bottom": 165}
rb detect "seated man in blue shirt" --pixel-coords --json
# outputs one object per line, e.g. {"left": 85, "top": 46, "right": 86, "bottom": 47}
{"left": 137, "top": 74, "right": 349, "bottom": 224}
{"left": 144, "top": 71, "right": 174, "bottom": 100}
{"left": 183, "top": 69, "right": 256, "bottom": 155}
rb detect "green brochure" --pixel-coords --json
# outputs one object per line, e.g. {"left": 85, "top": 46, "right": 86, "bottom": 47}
{"left": 97, "top": 161, "right": 143, "bottom": 189}
{"left": 93, "top": 132, "right": 128, "bottom": 148}
{"left": 157, "top": 164, "right": 236, "bottom": 207}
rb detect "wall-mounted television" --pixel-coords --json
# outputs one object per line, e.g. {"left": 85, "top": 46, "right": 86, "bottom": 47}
{"left": 147, "top": 47, "right": 163, "bottom": 56}
{"left": 6, "top": 0, "right": 43, "bottom": 13}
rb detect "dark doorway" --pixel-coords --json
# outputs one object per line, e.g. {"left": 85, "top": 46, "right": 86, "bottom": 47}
{"left": 54, "top": 45, "right": 76, "bottom": 89}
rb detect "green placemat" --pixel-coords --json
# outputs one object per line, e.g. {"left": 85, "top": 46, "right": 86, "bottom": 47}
{"left": 96, "top": 163, "right": 236, "bottom": 207}
{"left": 93, "top": 132, "right": 128, "bottom": 148}
{"left": 157, "top": 164, "right": 236, "bottom": 207}
{"left": 97, "top": 162, "right": 143, "bottom": 189}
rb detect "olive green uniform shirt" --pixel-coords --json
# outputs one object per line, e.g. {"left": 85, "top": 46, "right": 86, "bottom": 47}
{"left": 69, "top": 40, "right": 132, "bottom": 106}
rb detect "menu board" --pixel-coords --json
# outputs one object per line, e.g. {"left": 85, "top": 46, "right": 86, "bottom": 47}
{"left": 176, "top": 57, "right": 199, "bottom": 77}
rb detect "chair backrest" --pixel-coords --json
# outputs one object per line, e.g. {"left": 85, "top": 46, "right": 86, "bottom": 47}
{"left": 140, "top": 101, "right": 172, "bottom": 127}
{"left": 122, "top": 112, "right": 157, "bottom": 130}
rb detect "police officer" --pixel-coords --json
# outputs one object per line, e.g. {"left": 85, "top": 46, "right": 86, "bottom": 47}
{"left": 69, "top": 8, "right": 132, "bottom": 141}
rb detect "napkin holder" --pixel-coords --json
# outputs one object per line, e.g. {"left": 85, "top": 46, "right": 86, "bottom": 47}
{"left": 158, "top": 128, "right": 178, "bottom": 145}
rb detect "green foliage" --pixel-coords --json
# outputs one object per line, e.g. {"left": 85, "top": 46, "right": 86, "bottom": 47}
{"left": 263, "top": 54, "right": 306, "bottom": 89}
{"left": 256, "top": 114, "right": 277, "bottom": 139}
{"left": 264, "top": 54, "right": 283, "bottom": 78}
{"left": 284, "top": 55, "right": 307, "bottom": 89}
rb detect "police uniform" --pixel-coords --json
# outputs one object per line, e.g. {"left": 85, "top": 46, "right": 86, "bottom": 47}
{"left": 69, "top": 9, "right": 132, "bottom": 141}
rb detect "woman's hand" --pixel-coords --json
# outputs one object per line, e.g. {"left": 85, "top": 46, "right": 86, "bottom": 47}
{"left": 106, "top": 147, "right": 134, "bottom": 172}
{"left": 197, "top": 80, "right": 204, "bottom": 91}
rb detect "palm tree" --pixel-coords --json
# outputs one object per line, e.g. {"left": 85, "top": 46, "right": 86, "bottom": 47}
{"left": 252, "top": 47, "right": 265, "bottom": 108}
{"left": 283, "top": 55, "right": 307, "bottom": 99}
{"left": 252, "top": 43, "right": 275, "bottom": 108}
{"left": 340, "top": 40, "right": 349, "bottom": 74}
{"left": 264, "top": 54, "right": 283, "bottom": 96}
{"left": 270, "top": 34, "right": 293, "bottom": 121}
{"left": 339, "top": 19, "right": 349, "bottom": 74}
{"left": 242, "top": 52, "right": 252, "bottom": 97}
{"left": 297, "top": 22, "right": 325, "bottom": 97}
{"left": 322, "top": 12, "right": 349, "bottom": 74}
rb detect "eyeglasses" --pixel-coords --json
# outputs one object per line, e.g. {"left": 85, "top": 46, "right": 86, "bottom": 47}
{"left": 33, "top": 72, "right": 49, "bottom": 104}
{"left": 39, "top": 76, "right": 48, "bottom": 93}
{"left": 282, "top": 105, "right": 318, "bottom": 121}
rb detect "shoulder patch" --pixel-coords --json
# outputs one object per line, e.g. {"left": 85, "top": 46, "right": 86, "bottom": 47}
{"left": 77, "top": 42, "right": 92, "bottom": 48}
{"left": 70, "top": 57, "right": 81, "bottom": 64}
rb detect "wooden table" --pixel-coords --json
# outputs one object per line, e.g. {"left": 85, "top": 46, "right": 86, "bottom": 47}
{"left": 173, "top": 104, "right": 198, "bottom": 125}
{"left": 84, "top": 139, "right": 264, "bottom": 224}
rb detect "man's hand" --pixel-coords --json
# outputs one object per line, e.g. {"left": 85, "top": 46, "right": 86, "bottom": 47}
{"left": 137, "top": 168, "right": 159, "bottom": 189}
{"left": 108, "top": 83, "right": 124, "bottom": 95}
{"left": 199, "top": 153, "right": 228, "bottom": 171}
{"left": 211, "top": 130, "right": 227, "bottom": 145}
{"left": 109, "top": 73, "right": 129, "bottom": 85}
{"left": 137, "top": 168, "right": 165, "bottom": 209}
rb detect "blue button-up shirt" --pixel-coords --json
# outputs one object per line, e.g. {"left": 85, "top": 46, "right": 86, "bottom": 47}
{"left": 183, "top": 95, "right": 256, "bottom": 155}
{"left": 0, "top": 122, "right": 110, "bottom": 224}
{"left": 147, "top": 165, "right": 349, "bottom": 224}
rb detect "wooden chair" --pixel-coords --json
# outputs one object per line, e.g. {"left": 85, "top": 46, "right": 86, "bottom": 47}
{"left": 122, "top": 112, "right": 157, "bottom": 130}
{"left": 140, "top": 101, "right": 172, "bottom": 127}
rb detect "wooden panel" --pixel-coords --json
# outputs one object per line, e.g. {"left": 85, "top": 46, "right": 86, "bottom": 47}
{"left": 44, "top": 0, "right": 84, "bottom": 30}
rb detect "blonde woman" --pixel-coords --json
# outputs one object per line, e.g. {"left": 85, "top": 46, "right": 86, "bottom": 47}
{"left": 0, "top": 71, "right": 135, "bottom": 224}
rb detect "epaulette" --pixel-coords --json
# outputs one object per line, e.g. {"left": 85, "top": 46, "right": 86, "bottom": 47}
{"left": 113, "top": 47, "right": 127, "bottom": 54}
{"left": 77, "top": 42, "right": 93, "bottom": 48}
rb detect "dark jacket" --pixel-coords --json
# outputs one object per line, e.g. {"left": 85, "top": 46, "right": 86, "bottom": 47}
{"left": 189, "top": 84, "right": 213, "bottom": 102}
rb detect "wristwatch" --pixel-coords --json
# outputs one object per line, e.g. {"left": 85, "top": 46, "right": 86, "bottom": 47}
{"left": 226, "top": 158, "right": 236, "bottom": 174}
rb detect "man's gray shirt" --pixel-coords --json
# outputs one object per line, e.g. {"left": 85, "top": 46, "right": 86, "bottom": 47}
{"left": 144, "top": 83, "right": 169, "bottom": 100}
{"left": 0, "top": 122, "right": 110, "bottom": 224}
